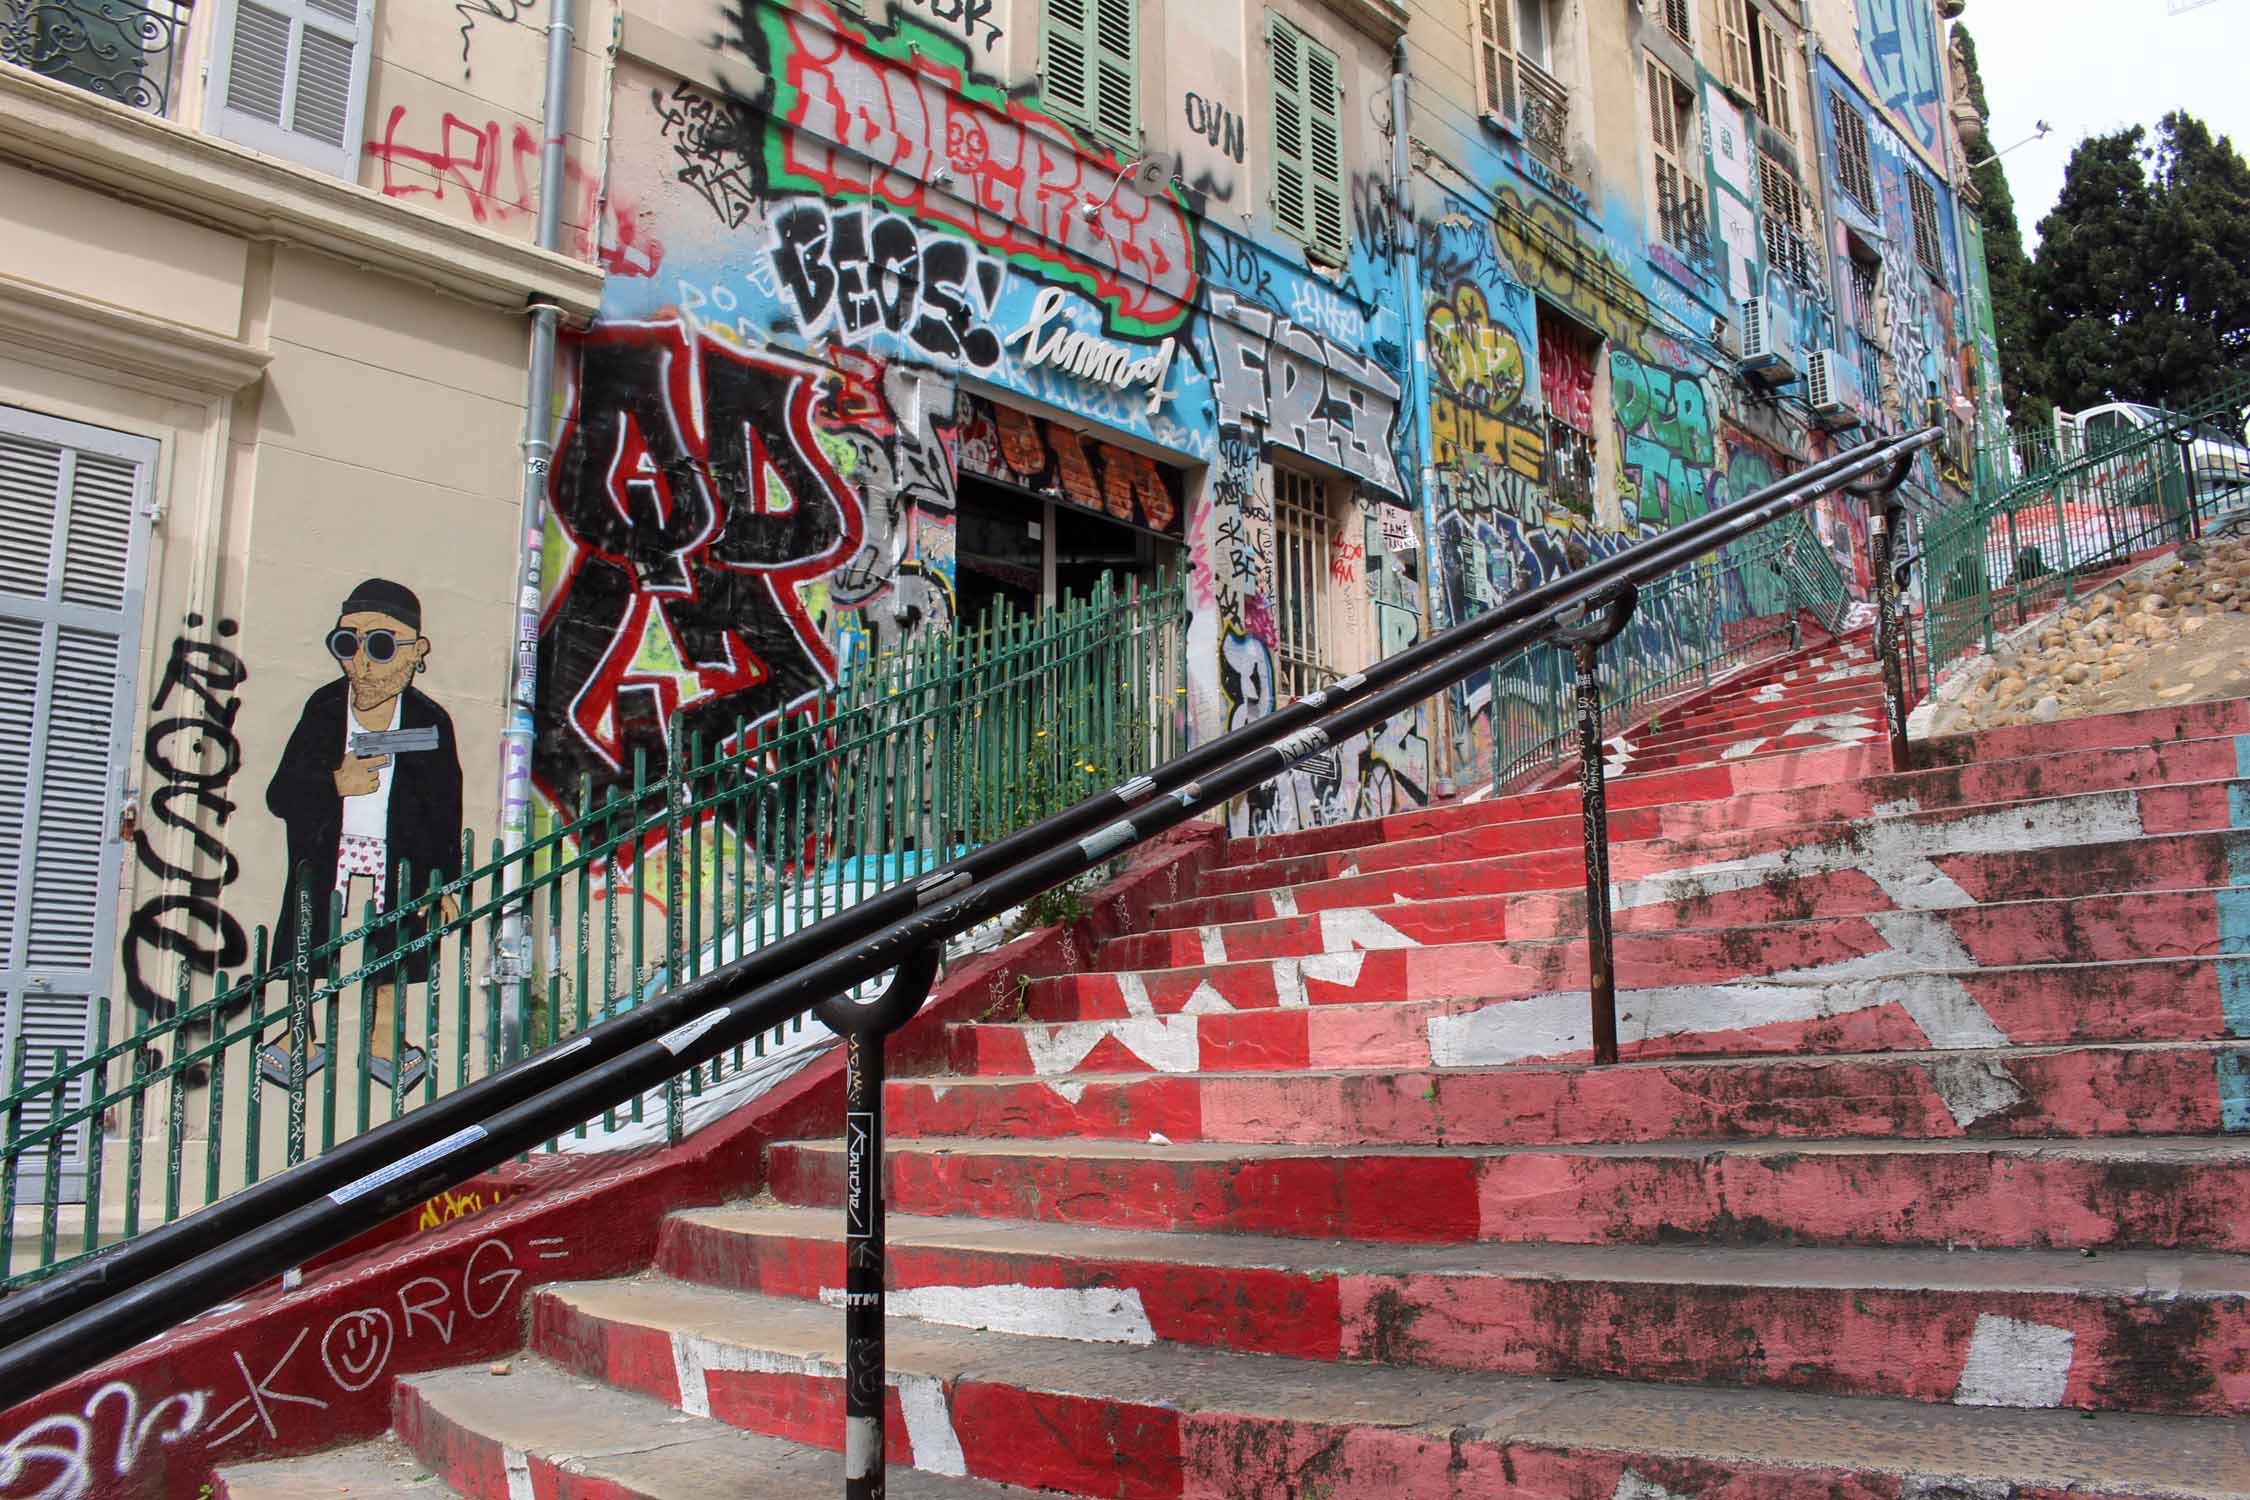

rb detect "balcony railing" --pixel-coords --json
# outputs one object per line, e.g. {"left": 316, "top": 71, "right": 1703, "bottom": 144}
{"left": 1519, "top": 57, "right": 1570, "bottom": 174}
{"left": 0, "top": 0, "right": 190, "bottom": 116}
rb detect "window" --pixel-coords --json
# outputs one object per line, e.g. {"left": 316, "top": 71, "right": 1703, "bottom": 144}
{"left": 0, "top": 405, "right": 156, "bottom": 1202}
{"left": 1829, "top": 92, "right": 1876, "bottom": 216}
{"left": 1757, "top": 150, "right": 1816, "bottom": 288}
{"left": 206, "top": 0, "right": 374, "bottom": 179}
{"left": 1043, "top": 0, "right": 1138, "bottom": 150}
{"left": 1847, "top": 251, "right": 1880, "bottom": 338}
{"left": 1514, "top": 0, "right": 1550, "bottom": 68}
{"left": 1752, "top": 13, "right": 1795, "bottom": 139}
{"left": 1476, "top": 0, "right": 1519, "bottom": 122}
{"left": 1646, "top": 58, "right": 1707, "bottom": 263}
{"left": 1715, "top": 0, "right": 1754, "bottom": 95}
{"left": 1662, "top": 0, "right": 1692, "bottom": 49}
{"left": 1273, "top": 467, "right": 1335, "bottom": 698}
{"left": 1269, "top": 15, "right": 1346, "bottom": 262}
{"left": 1907, "top": 173, "right": 1945, "bottom": 277}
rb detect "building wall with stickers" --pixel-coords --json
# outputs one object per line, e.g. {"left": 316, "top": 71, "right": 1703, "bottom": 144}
{"left": 1388, "top": 0, "right": 1983, "bottom": 779}
{"left": 540, "top": 0, "right": 1427, "bottom": 847}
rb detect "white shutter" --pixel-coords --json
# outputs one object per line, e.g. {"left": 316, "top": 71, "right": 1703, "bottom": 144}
{"left": 0, "top": 408, "right": 156, "bottom": 1204}
{"left": 206, "top": 0, "right": 375, "bottom": 180}
{"left": 1716, "top": 0, "right": 1753, "bottom": 95}
{"left": 1757, "top": 14, "right": 1795, "bottom": 140}
{"left": 1477, "top": 0, "right": 1519, "bottom": 125}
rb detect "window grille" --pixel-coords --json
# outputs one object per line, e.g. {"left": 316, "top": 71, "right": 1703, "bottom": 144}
{"left": 1273, "top": 468, "right": 1334, "bottom": 699}
{"left": 1758, "top": 151, "right": 1817, "bottom": 288}
{"left": 1829, "top": 92, "right": 1877, "bottom": 216}
{"left": 1848, "top": 254, "right": 1880, "bottom": 339}
{"left": 1908, "top": 173, "right": 1945, "bottom": 278}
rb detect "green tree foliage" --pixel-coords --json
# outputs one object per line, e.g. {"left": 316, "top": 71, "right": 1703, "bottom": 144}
{"left": 2029, "top": 113, "right": 2250, "bottom": 412}
{"left": 1950, "top": 26, "right": 2044, "bottom": 422}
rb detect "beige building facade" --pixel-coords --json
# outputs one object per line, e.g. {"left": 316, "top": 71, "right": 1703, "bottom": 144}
{"left": 0, "top": 0, "right": 603, "bottom": 1238}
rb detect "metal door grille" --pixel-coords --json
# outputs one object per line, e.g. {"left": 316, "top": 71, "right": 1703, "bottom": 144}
{"left": 1273, "top": 468, "right": 1333, "bottom": 700}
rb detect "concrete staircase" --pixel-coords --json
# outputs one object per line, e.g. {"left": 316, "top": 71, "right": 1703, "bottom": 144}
{"left": 217, "top": 629, "right": 2250, "bottom": 1500}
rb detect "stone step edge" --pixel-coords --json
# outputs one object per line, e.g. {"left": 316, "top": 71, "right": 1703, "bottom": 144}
{"left": 1194, "top": 769, "right": 2242, "bottom": 902}
{"left": 529, "top": 1277, "right": 2250, "bottom": 1498}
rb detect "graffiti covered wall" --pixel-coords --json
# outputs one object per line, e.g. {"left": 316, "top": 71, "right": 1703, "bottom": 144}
{"left": 539, "top": 0, "right": 1428, "bottom": 852}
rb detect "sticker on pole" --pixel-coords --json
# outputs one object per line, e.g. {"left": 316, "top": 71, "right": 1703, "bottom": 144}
{"left": 328, "top": 1125, "right": 488, "bottom": 1206}
{"left": 657, "top": 1007, "right": 729, "bottom": 1056}
{"left": 844, "top": 1111, "right": 873, "bottom": 1238}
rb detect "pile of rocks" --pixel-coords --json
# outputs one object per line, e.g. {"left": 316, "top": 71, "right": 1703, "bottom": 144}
{"left": 1950, "top": 539, "right": 2250, "bottom": 728}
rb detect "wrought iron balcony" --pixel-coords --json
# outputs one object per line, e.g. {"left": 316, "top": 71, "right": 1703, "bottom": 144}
{"left": 1518, "top": 56, "right": 1571, "bottom": 174}
{"left": 1, "top": 0, "right": 190, "bottom": 116}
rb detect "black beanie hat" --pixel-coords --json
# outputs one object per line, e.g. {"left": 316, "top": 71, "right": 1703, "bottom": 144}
{"left": 340, "top": 578, "right": 422, "bottom": 632}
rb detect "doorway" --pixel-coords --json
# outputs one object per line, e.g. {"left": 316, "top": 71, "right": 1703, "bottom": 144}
{"left": 954, "top": 475, "right": 1172, "bottom": 629}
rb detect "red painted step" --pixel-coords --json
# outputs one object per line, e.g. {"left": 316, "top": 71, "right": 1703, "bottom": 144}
{"left": 655, "top": 1206, "right": 2250, "bottom": 1416}
{"left": 936, "top": 956, "right": 2244, "bottom": 1078}
{"left": 527, "top": 1277, "right": 2250, "bottom": 1498}
{"left": 885, "top": 1042, "right": 2250, "bottom": 1147}
{"left": 764, "top": 1134, "right": 2250, "bottom": 1251}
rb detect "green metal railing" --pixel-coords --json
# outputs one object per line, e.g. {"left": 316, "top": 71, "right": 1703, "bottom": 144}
{"left": 1485, "top": 511, "right": 1850, "bottom": 790}
{"left": 1920, "top": 376, "right": 2250, "bottom": 678}
{"left": 1, "top": 576, "right": 1185, "bottom": 1286}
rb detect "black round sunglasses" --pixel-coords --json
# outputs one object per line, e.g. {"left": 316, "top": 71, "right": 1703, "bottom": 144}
{"left": 327, "top": 627, "right": 415, "bottom": 663}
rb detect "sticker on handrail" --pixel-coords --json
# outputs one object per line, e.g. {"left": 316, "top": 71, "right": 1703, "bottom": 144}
{"left": 1170, "top": 781, "right": 1202, "bottom": 810}
{"left": 1273, "top": 727, "right": 1331, "bottom": 767}
{"left": 657, "top": 1008, "right": 730, "bottom": 1056}
{"left": 915, "top": 871, "right": 971, "bottom": 907}
{"left": 1077, "top": 820, "right": 1135, "bottom": 861}
{"left": 1116, "top": 775, "right": 1157, "bottom": 804}
{"left": 1332, "top": 672, "right": 1367, "bottom": 694}
{"left": 327, "top": 1124, "right": 488, "bottom": 1207}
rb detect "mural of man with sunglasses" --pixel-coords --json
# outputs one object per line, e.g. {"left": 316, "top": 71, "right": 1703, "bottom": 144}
{"left": 260, "top": 579, "right": 462, "bottom": 1092}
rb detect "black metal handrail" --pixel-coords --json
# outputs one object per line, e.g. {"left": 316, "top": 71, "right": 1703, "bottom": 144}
{"left": 0, "top": 426, "right": 1938, "bottom": 1437}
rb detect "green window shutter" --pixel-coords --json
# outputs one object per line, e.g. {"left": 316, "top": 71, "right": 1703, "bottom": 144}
{"left": 1045, "top": 0, "right": 1138, "bottom": 148}
{"left": 1269, "top": 15, "right": 1345, "bottom": 261}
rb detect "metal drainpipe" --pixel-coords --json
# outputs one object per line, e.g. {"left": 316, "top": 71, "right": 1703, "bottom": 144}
{"left": 1389, "top": 38, "right": 1445, "bottom": 780}
{"left": 493, "top": 0, "right": 579, "bottom": 1063}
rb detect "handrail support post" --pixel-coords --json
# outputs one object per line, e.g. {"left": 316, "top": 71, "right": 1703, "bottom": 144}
{"left": 1870, "top": 499, "right": 1914, "bottom": 772}
{"left": 1551, "top": 585, "right": 1637, "bottom": 1067}
{"left": 817, "top": 945, "right": 943, "bottom": 1500}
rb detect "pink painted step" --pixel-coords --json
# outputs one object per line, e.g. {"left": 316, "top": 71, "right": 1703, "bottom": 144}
{"left": 1025, "top": 886, "right": 2235, "bottom": 1023}
{"left": 527, "top": 1275, "right": 2250, "bottom": 1499}
{"left": 1109, "top": 828, "right": 2246, "bottom": 968}
{"left": 883, "top": 1042, "right": 2250, "bottom": 1147}
{"left": 763, "top": 1134, "right": 2250, "bottom": 1251}
{"left": 938, "top": 956, "right": 2246, "bottom": 1078}
{"left": 212, "top": 1366, "right": 1070, "bottom": 1498}
{"left": 1183, "top": 776, "right": 2244, "bottom": 932}
{"left": 654, "top": 1206, "right": 2250, "bottom": 1416}
{"left": 1156, "top": 825, "right": 2242, "bottom": 938}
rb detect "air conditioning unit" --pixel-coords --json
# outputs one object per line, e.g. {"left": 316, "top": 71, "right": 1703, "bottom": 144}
{"left": 1735, "top": 296, "right": 1798, "bottom": 385}
{"left": 1806, "top": 349, "right": 1864, "bottom": 428}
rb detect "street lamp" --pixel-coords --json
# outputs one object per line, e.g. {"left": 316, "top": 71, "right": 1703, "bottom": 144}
{"left": 1966, "top": 120, "right": 2052, "bottom": 171}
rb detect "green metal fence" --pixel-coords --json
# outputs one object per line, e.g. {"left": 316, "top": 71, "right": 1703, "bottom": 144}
{"left": 2, "top": 575, "right": 1185, "bottom": 1286}
{"left": 1919, "top": 376, "right": 2250, "bottom": 678}
{"left": 1485, "top": 511, "right": 1851, "bottom": 791}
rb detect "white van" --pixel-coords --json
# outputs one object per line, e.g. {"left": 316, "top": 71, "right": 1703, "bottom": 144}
{"left": 2058, "top": 400, "right": 2250, "bottom": 525}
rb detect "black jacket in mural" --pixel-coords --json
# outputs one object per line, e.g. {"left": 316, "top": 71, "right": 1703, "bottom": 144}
{"left": 264, "top": 678, "right": 464, "bottom": 983}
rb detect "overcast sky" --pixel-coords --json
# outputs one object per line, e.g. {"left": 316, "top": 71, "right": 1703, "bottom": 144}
{"left": 1965, "top": 0, "right": 2250, "bottom": 246}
